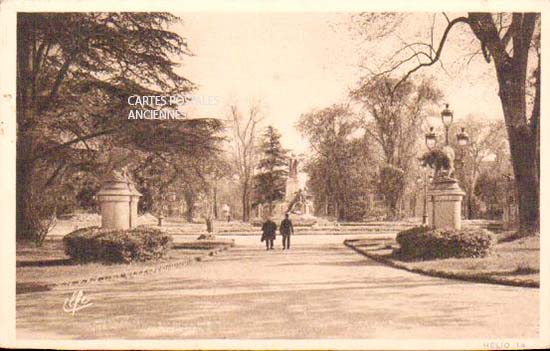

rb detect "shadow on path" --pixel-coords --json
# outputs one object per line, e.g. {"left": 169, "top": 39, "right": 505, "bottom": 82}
{"left": 17, "top": 258, "right": 73, "bottom": 267}
{"left": 16, "top": 282, "right": 52, "bottom": 294}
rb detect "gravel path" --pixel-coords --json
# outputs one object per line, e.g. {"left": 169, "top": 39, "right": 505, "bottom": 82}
{"left": 16, "top": 235, "right": 538, "bottom": 339}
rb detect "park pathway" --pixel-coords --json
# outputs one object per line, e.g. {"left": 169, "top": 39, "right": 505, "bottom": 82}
{"left": 16, "top": 235, "right": 538, "bottom": 339}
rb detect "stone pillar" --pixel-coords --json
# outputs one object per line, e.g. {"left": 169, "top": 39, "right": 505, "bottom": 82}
{"left": 97, "top": 170, "right": 142, "bottom": 230}
{"left": 427, "top": 178, "right": 465, "bottom": 230}
{"left": 97, "top": 174, "right": 133, "bottom": 230}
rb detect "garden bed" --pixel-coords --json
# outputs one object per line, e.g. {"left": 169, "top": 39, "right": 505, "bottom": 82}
{"left": 344, "top": 233, "right": 539, "bottom": 288}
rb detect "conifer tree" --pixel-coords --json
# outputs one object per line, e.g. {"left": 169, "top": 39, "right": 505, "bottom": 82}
{"left": 253, "top": 126, "right": 288, "bottom": 215}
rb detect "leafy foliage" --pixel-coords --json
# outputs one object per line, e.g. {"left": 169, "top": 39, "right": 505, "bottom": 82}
{"left": 395, "top": 226, "right": 496, "bottom": 260}
{"left": 351, "top": 76, "right": 441, "bottom": 170}
{"left": 298, "top": 104, "right": 374, "bottom": 221}
{"left": 451, "top": 117, "right": 509, "bottom": 219}
{"left": 474, "top": 171, "right": 510, "bottom": 219}
{"left": 17, "top": 13, "right": 224, "bottom": 241}
{"left": 351, "top": 76, "right": 441, "bottom": 218}
{"left": 63, "top": 226, "right": 173, "bottom": 263}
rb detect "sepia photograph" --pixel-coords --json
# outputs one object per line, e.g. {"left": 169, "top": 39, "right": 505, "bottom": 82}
{"left": 1, "top": 0, "right": 548, "bottom": 349}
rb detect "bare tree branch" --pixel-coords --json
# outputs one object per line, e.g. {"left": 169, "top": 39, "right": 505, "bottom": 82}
{"left": 392, "top": 16, "right": 470, "bottom": 93}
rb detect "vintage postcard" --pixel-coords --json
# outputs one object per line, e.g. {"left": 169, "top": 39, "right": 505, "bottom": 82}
{"left": 0, "top": 0, "right": 549, "bottom": 349}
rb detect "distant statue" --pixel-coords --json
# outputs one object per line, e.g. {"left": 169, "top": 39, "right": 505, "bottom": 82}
{"left": 286, "top": 188, "right": 307, "bottom": 214}
{"left": 289, "top": 154, "right": 298, "bottom": 179}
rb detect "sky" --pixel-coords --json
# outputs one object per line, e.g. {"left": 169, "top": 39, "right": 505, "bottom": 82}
{"left": 171, "top": 12, "right": 503, "bottom": 154}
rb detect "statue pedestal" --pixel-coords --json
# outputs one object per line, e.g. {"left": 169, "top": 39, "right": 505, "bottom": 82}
{"left": 427, "top": 178, "right": 465, "bottom": 230}
{"left": 97, "top": 173, "right": 142, "bottom": 230}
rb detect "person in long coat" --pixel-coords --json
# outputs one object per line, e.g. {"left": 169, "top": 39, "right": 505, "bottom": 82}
{"left": 261, "top": 217, "right": 277, "bottom": 250}
{"left": 279, "top": 213, "right": 294, "bottom": 250}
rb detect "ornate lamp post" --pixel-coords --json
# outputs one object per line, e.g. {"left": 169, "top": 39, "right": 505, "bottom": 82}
{"left": 455, "top": 127, "right": 470, "bottom": 217}
{"left": 456, "top": 127, "right": 469, "bottom": 147}
{"left": 417, "top": 168, "right": 429, "bottom": 225}
{"left": 425, "top": 127, "right": 437, "bottom": 150}
{"left": 455, "top": 127, "right": 470, "bottom": 169}
{"left": 441, "top": 103, "right": 454, "bottom": 145}
{"left": 421, "top": 103, "right": 467, "bottom": 230}
{"left": 422, "top": 128, "right": 437, "bottom": 226}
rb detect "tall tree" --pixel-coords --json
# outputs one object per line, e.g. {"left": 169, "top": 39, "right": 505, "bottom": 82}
{"left": 356, "top": 12, "right": 540, "bottom": 233}
{"left": 229, "top": 102, "right": 262, "bottom": 222}
{"left": 298, "top": 104, "right": 374, "bottom": 221}
{"left": 350, "top": 76, "right": 442, "bottom": 217}
{"left": 16, "top": 13, "right": 223, "bottom": 242}
{"left": 252, "top": 126, "right": 288, "bottom": 215}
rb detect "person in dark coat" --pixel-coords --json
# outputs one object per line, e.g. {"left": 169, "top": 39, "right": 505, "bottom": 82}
{"left": 279, "top": 213, "right": 294, "bottom": 250}
{"left": 261, "top": 217, "right": 277, "bottom": 250}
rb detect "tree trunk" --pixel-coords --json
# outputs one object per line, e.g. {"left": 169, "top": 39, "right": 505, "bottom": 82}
{"left": 463, "top": 12, "right": 539, "bottom": 234}
{"left": 16, "top": 158, "right": 36, "bottom": 241}
{"left": 496, "top": 64, "right": 539, "bottom": 234}
{"left": 205, "top": 217, "right": 213, "bottom": 233}
{"left": 183, "top": 191, "right": 195, "bottom": 222}
{"left": 467, "top": 192, "right": 473, "bottom": 219}
{"left": 241, "top": 182, "right": 248, "bottom": 222}
{"left": 245, "top": 195, "right": 251, "bottom": 221}
{"left": 213, "top": 186, "right": 218, "bottom": 219}
{"left": 507, "top": 124, "right": 539, "bottom": 233}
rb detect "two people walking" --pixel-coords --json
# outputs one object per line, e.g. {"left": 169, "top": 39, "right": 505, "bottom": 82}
{"left": 261, "top": 213, "right": 294, "bottom": 250}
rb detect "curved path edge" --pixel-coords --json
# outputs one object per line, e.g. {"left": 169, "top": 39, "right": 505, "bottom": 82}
{"left": 343, "top": 239, "right": 539, "bottom": 289}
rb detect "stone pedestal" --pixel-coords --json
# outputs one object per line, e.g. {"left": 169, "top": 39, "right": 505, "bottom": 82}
{"left": 97, "top": 172, "right": 142, "bottom": 230}
{"left": 427, "top": 178, "right": 465, "bottom": 230}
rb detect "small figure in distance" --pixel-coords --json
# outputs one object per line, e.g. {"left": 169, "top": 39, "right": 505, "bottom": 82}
{"left": 280, "top": 213, "right": 294, "bottom": 250}
{"left": 261, "top": 215, "right": 277, "bottom": 251}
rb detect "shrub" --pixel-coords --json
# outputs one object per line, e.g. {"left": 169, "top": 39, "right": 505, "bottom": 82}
{"left": 63, "top": 226, "right": 173, "bottom": 263}
{"left": 395, "top": 226, "right": 495, "bottom": 261}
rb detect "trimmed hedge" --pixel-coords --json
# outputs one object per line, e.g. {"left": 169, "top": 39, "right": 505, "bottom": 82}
{"left": 395, "top": 226, "right": 495, "bottom": 261}
{"left": 63, "top": 226, "right": 173, "bottom": 263}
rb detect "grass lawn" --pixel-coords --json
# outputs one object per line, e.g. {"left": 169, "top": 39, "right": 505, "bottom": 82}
{"left": 347, "top": 232, "right": 539, "bottom": 287}
{"left": 16, "top": 238, "right": 228, "bottom": 288}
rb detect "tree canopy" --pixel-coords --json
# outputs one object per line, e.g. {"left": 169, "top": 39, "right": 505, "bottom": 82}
{"left": 298, "top": 104, "right": 374, "bottom": 221}
{"left": 354, "top": 12, "right": 540, "bottom": 233}
{"left": 17, "top": 12, "right": 224, "bottom": 242}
